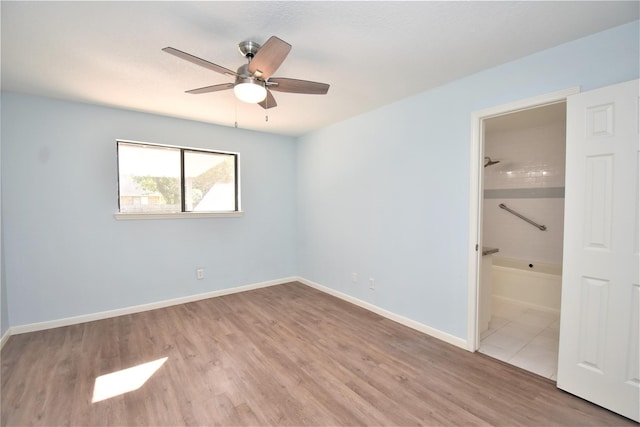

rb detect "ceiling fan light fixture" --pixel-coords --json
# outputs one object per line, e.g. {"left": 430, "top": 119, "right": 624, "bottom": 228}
{"left": 233, "top": 78, "right": 267, "bottom": 103}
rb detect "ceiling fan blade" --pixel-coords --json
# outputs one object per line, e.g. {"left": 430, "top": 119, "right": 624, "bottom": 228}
{"left": 162, "top": 47, "right": 237, "bottom": 77}
{"left": 185, "top": 83, "right": 234, "bottom": 94}
{"left": 268, "top": 78, "right": 329, "bottom": 95}
{"left": 258, "top": 90, "right": 277, "bottom": 109}
{"left": 248, "top": 36, "right": 291, "bottom": 80}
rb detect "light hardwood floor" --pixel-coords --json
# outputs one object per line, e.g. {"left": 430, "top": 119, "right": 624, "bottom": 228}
{"left": 1, "top": 282, "right": 634, "bottom": 426}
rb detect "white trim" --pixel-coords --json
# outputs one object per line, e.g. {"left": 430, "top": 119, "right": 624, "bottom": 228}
{"left": 467, "top": 107, "right": 484, "bottom": 351}
{"left": 472, "top": 87, "right": 581, "bottom": 121}
{"left": 115, "top": 139, "right": 243, "bottom": 219}
{"left": 492, "top": 294, "right": 561, "bottom": 315}
{"left": 298, "top": 277, "right": 468, "bottom": 350}
{"left": 9, "top": 277, "right": 296, "bottom": 335}
{"left": 5, "top": 276, "right": 468, "bottom": 352}
{"left": 114, "top": 211, "right": 244, "bottom": 220}
{"left": 117, "top": 138, "right": 240, "bottom": 156}
{"left": 0, "top": 329, "right": 11, "bottom": 350}
{"left": 467, "top": 86, "right": 580, "bottom": 351}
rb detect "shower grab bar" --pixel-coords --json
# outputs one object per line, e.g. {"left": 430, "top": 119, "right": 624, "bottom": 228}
{"left": 498, "top": 203, "right": 547, "bottom": 231}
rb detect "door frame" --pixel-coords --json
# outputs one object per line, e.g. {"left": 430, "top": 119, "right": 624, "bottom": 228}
{"left": 466, "top": 86, "right": 580, "bottom": 351}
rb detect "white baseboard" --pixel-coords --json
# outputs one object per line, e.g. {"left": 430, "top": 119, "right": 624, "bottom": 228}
{"left": 296, "top": 277, "right": 468, "bottom": 350}
{"left": 0, "top": 328, "right": 11, "bottom": 350}
{"left": 9, "top": 277, "right": 297, "bottom": 336}
{"left": 492, "top": 294, "right": 561, "bottom": 315}
{"left": 4, "top": 276, "right": 469, "bottom": 352}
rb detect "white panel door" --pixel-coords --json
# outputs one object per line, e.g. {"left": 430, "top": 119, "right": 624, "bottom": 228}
{"left": 557, "top": 79, "right": 639, "bottom": 422}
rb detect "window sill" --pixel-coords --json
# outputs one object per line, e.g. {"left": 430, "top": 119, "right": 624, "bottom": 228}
{"left": 114, "top": 211, "right": 244, "bottom": 220}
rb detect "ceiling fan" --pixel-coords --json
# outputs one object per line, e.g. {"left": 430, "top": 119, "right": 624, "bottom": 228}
{"left": 162, "top": 36, "right": 330, "bottom": 109}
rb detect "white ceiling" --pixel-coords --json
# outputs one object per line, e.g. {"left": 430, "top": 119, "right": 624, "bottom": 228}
{"left": 485, "top": 102, "right": 567, "bottom": 134}
{"left": 2, "top": 1, "right": 638, "bottom": 137}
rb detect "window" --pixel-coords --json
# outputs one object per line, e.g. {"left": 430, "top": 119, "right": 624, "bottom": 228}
{"left": 116, "top": 141, "right": 239, "bottom": 217}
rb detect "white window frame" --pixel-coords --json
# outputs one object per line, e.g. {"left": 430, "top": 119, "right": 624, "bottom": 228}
{"left": 114, "top": 140, "right": 243, "bottom": 220}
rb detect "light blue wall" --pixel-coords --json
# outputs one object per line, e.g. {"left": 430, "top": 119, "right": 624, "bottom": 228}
{"left": 1, "top": 251, "right": 7, "bottom": 337}
{"left": 1, "top": 255, "right": 7, "bottom": 337}
{"left": 1, "top": 119, "right": 7, "bottom": 337}
{"left": 2, "top": 21, "right": 638, "bottom": 336}
{"left": 1, "top": 94, "right": 297, "bottom": 326}
{"left": 296, "top": 21, "right": 639, "bottom": 339}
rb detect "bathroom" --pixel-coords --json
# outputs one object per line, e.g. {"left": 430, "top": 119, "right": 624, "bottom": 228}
{"left": 478, "top": 102, "right": 566, "bottom": 380}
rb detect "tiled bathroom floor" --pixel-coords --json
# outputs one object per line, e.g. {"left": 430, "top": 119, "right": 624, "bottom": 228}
{"left": 478, "top": 298, "right": 560, "bottom": 380}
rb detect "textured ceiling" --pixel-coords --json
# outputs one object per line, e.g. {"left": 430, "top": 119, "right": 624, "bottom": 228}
{"left": 2, "top": 1, "right": 638, "bottom": 136}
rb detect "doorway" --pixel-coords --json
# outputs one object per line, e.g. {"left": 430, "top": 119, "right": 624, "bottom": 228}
{"left": 466, "top": 87, "right": 579, "bottom": 365}
{"left": 477, "top": 103, "right": 567, "bottom": 379}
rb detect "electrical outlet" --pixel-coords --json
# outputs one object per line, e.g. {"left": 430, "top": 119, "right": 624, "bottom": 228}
{"left": 352, "top": 273, "right": 358, "bottom": 283}
{"left": 369, "top": 278, "right": 375, "bottom": 290}
{"left": 196, "top": 268, "right": 205, "bottom": 280}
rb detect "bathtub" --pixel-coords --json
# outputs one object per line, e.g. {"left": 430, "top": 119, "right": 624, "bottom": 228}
{"left": 491, "top": 256, "right": 562, "bottom": 312}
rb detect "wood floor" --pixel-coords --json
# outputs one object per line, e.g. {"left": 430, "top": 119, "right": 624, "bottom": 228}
{"left": 1, "top": 282, "right": 634, "bottom": 426}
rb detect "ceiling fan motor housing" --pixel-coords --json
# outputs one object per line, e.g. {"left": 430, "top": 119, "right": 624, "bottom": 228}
{"left": 235, "top": 64, "right": 265, "bottom": 85}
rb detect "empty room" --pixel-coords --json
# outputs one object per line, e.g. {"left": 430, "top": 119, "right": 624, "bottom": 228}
{"left": 1, "top": 1, "right": 639, "bottom": 425}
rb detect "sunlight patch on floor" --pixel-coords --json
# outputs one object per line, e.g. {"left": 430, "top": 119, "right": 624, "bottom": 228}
{"left": 92, "top": 357, "right": 168, "bottom": 403}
